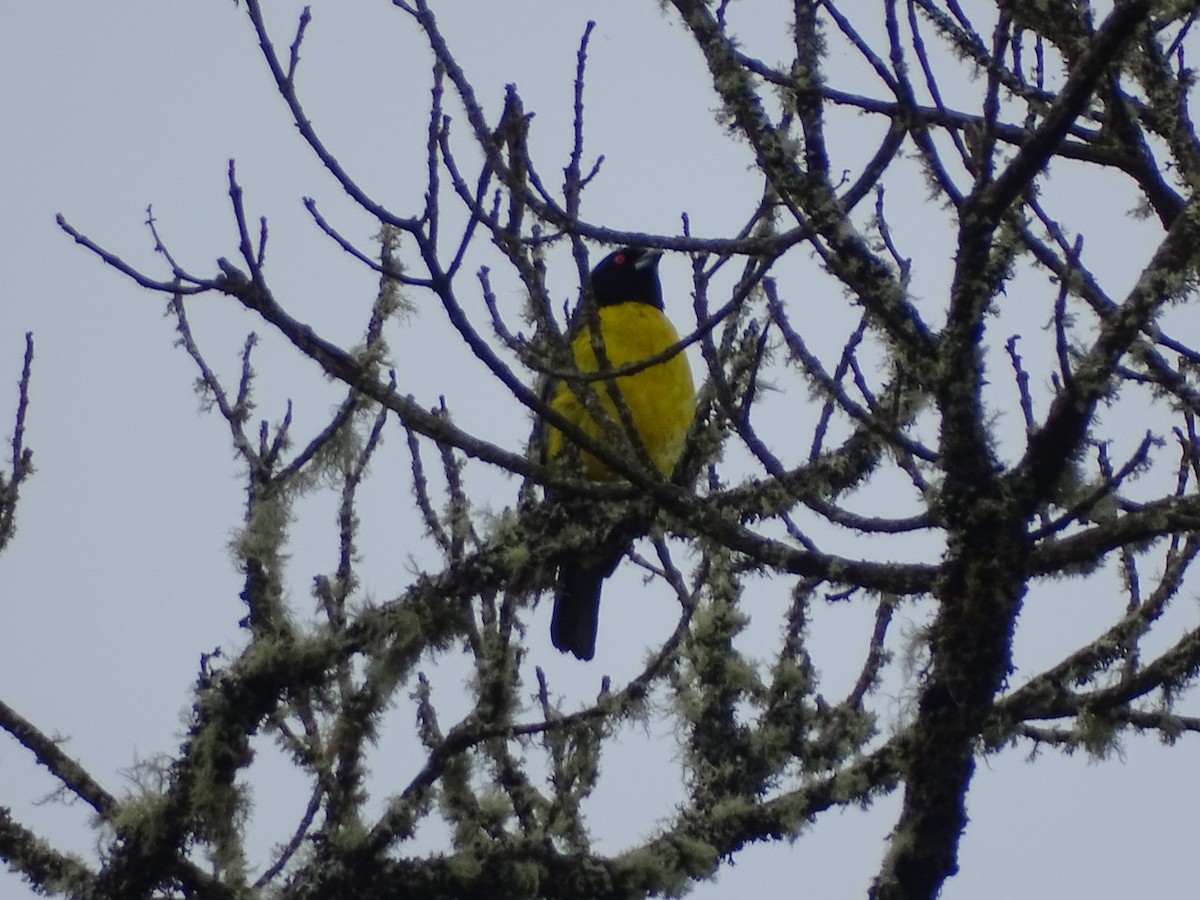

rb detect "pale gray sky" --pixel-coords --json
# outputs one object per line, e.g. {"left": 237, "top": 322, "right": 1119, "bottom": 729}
{"left": 2, "top": 2, "right": 1197, "bottom": 898}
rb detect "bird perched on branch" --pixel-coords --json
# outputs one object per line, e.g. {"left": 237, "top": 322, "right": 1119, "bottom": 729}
{"left": 545, "top": 247, "right": 696, "bottom": 660}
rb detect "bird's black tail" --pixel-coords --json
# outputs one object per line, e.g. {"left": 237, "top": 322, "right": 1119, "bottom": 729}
{"left": 550, "top": 560, "right": 605, "bottom": 661}
{"left": 549, "top": 506, "right": 645, "bottom": 660}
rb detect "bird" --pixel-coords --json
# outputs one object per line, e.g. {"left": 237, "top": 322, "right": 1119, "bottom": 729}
{"left": 545, "top": 247, "right": 696, "bottom": 660}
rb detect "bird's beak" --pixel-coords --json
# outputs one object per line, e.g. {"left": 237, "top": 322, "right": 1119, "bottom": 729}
{"left": 635, "top": 249, "right": 663, "bottom": 270}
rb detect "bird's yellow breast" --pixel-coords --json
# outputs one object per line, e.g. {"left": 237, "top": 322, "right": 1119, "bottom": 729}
{"left": 547, "top": 302, "right": 695, "bottom": 480}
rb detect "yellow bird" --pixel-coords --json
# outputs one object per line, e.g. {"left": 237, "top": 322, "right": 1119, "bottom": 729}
{"left": 546, "top": 247, "right": 695, "bottom": 660}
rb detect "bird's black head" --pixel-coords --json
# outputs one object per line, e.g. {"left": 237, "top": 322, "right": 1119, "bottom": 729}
{"left": 589, "top": 247, "right": 663, "bottom": 310}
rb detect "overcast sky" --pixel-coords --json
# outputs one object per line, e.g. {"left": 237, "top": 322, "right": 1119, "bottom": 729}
{"left": 2, "top": 2, "right": 1197, "bottom": 898}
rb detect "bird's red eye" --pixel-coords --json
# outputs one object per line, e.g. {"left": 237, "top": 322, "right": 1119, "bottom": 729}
{"left": 614, "top": 253, "right": 626, "bottom": 265}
